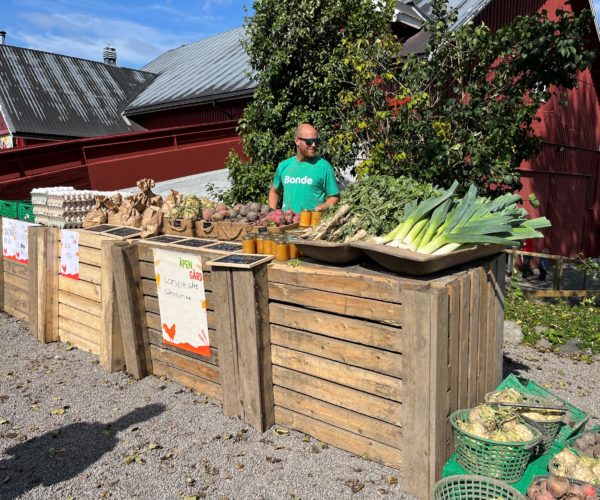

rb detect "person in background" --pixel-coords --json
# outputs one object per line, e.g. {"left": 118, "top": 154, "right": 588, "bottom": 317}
{"left": 268, "top": 123, "right": 340, "bottom": 213}
{"left": 521, "top": 239, "right": 535, "bottom": 279}
{"left": 538, "top": 247, "right": 549, "bottom": 282}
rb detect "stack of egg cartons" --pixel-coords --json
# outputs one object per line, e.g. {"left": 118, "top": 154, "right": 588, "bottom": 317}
{"left": 31, "top": 188, "right": 118, "bottom": 228}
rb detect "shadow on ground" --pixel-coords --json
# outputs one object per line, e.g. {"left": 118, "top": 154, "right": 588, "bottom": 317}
{"left": 503, "top": 354, "right": 531, "bottom": 379}
{"left": 0, "top": 403, "right": 165, "bottom": 499}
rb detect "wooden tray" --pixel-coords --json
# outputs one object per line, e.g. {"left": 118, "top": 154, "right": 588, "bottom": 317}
{"left": 350, "top": 242, "right": 505, "bottom": 276}
{"left": 291, "top": 239, "right": 365, "bottom": 264}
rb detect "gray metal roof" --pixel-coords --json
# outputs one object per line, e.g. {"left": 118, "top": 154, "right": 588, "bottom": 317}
{"left": 394, "top": 0, "right": 493, "bottom": 30}
{"left": 124, "top": 27, "right": 254, "bottom": 116}
{"left": 0, "top": 44, "right": 155, "bottom": 138}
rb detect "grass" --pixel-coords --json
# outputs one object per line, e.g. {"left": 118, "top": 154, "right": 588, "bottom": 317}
{"left": 504, "top": 282, "right": 600, "bottom": 354}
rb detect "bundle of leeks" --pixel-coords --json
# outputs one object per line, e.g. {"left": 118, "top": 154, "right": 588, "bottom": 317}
{"left": 375, "top": 181, "right": 551, "bottom": 255}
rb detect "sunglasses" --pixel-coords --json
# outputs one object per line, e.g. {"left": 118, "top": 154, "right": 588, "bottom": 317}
{"left": 297, "top": 137, "right": 319, "bottom": 146}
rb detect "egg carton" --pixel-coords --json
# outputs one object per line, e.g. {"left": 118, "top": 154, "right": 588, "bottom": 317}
{"left": 30, "top": 186, "right": 75, "bottom": 206}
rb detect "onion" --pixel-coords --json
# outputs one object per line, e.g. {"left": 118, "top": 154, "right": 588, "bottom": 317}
{"left": 546, "top": 476, "right": 569, "bottom": 498}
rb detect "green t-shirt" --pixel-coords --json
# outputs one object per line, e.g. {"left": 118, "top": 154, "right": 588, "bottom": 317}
{"left": 273, "top": 156, "right": 339, "bottom": 213}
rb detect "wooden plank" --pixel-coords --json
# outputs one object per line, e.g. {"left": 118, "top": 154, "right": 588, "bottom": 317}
{"left": 77, "top": 246, "right": 102, "bottom": 267}
{"left": 447, "top": 278, "right": 461, "bottom": 455}
{"left": 152, "top": 358, "right": 222, "bottom": 400}
{"left": 269, "top": 282, "right": 403, "bottom": 326}
{"left": 4, "top": 282, "right": 28, "bottom": 303}
{"left": 58, "top": 316, "right": 100, "bottom": 344}
{"left": 232, "top": 264, "right": 274, "bottom": 431}
{"left": 111, "top": 243, "right": 152, "bottom": 379}
{"left": 100, "top": 240, "right": 124, "bottom": 373}
{"left": 75, "top": 230, "right": 105, "bottom": 250}
{"left": 523, "top": 289, "right": 600, "bottom": 298}
{"left": 269, "top": 303, "right": 402, "bottom": 353}
{"left": 271, "top": 324, "right": 402, "bottom": 378}
{"left": 150, "top": 345, "right": 219, "bottom": 383}
{"left": 4, "top": 260, "right": 28, "bottom": 279}
{"left": 271, "top": 345, "right": 402, "bottom": 402}
{"left": 59, "top": 302, "right": 102, "bottom": 331}
{"left": 467, "top": 269, "right": 480, "bottom": 408}
{"left": 272, "top": 366, "right": 401, "bottom": 426}
{"left": 148, "top": 328, "right": 219, "bottom": 364}
{"left": 146, "top": 309, "right": 216, "bottom": 332}
{"left": 58, "top": 329, "right": 99, "bottom": 355}
{"left": 457, "top": 273, "right": 471, "bottom": 412}
{"left": 401, "top": 289, "right": 432, "bottom": 498}
{"left": 142, "top": 278, "right": 157, "bottom": 297}
{"left": 268, "top": 261, "right": 423, "bottom": 302}
{"left": 78, "top": 263, "right": 102, "bottom": 285}
{"left": 44, "top": 228, "right": 60, "bottom": 343}
{"left": 58, "top": 275, "right": 101, "bottom": 302}
{"left": 28, "top": 227, "right": 41, "bottom": 339}
{"left": 4, "top": 272, "right": 28, "bottom": 292}
{"left": 211, "top": 268, "right": 241, "bottom": 417}
{"left": 275, "top": 407, "right": 402, "bottom": 470}
{"left": 4, "top": 295, "right": 28, "bottom": 321}
{"left": 59, "top": 290, "right": 101, "bottom": 317}
{"left": 476, "top": 266, "right": 489, "bottom": 404}
{"left": 274, "top": 386, "right": 402, "bottom": 449}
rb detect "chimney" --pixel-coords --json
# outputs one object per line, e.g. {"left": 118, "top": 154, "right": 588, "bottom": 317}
{"left": 0, "top": 32, "right": 6, "bottom": 45}
{"left": 103, "top": 46, "right": 116, "bottom": 66}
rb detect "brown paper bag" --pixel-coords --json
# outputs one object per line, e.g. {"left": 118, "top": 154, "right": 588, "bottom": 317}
{"left": 82, "top": 208, "right": 107, "bottom": 228}
{"left": 141, "top": 206, "right": 163, "bottom": 238}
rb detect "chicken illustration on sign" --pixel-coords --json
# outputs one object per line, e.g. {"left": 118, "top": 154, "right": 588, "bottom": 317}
{"left": 153, "top": 248, "right": 210, "bottom": 357}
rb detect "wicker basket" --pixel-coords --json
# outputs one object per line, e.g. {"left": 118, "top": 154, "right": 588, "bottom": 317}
{"left": 432, "top": 475, "right": 525, "bottom": 500}
{"left": 449, "top": 409, "right": 543, "bottom": 483}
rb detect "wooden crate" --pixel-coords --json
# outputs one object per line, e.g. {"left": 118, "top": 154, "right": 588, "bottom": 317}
{"left": 1, "top": 217, "right": 31, "bottom": 323}
{"left": 128, "top": 240, "right": 224, "bottom": 398}
{"left": 266, "top": 254, "right": 506, "bottom": 499}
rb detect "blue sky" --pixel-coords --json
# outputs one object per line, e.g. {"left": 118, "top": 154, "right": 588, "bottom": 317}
{"left": 1, "top": 0, "right": 599, "bottom": 70}
{"left": 1, "top": 0, "right": 250, "bottom": 69}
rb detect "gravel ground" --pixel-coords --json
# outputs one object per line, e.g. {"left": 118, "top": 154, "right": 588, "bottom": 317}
{"left": 1, "top": 312, "right": 598, "bottom": 500}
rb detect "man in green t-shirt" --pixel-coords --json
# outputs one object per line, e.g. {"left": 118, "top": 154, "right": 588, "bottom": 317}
{"left": 269, "top": 123, "right": 340, "bottom": 213}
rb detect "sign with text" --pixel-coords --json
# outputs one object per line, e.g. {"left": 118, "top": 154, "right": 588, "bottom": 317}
{"left": 2, "top": 219, "right": 32, "bottom": 264}
{"left": 60, "top": 230, "right": 80, "bottom": 280}
{"left": 153, "top": 248, "right": 210, "bottom": 357}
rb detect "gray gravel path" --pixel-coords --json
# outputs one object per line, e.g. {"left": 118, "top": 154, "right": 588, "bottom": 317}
{"left": 0, "top": 313, "right": 410, "bottom": 500}
{"left": 1, "top": 312, "right": 598, "bottom": 499}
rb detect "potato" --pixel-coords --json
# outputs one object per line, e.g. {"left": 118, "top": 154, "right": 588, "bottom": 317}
{"left": 211, "top": 213, "right": 225, "bottom": 222}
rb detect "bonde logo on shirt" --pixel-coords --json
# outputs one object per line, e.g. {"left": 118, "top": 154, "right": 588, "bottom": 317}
{"left": 284, "top": 175, "right": 313, "bottom": 185}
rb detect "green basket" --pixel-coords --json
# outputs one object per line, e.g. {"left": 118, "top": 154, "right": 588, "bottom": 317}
{"left": 450, "top": 409, "right": 543, "bottom": 483}
{"left": 0, "top": 200, "right": 19, "bottom": 219}
{"left": 17, "top": 202, "right": 34, "bottom": 222}
{"left": 432, "top": 475, "right": 526, "bottom": 500}
{"left": 496, "top": 375, "right": 589, "bottom": 444}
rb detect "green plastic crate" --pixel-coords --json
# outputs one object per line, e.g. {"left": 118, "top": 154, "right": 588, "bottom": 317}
{"left": 0, "top": 200, "right": 19, "bottom": 219}
{"left": 496, "top": 374, "right": 590, "bottom": 444}
{"left": 449, "top": 409, "right": 543, "bottom": 483}
{"left": 17, "top": 202, "right": 34, "bottom": 222}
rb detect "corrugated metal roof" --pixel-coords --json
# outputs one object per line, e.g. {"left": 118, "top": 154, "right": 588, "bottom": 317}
{"left": 0, "top": 44, "right": 156, "bottom": 138}
{"left": 394, "top": 0, "right": 493, "bottom": 29}
{"left": 124, "top": 27, "right": 254, "bottom": 116}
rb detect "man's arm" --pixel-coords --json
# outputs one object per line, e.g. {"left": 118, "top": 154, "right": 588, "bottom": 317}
{"left": 314, "top": 195, "right": 339, "bottom": 211}
{"left": 268, "top": 185, "right": 281, "bottom": 210}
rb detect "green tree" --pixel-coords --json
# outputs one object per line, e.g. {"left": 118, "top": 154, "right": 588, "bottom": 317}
{"left": 223, "top": 0, "right": 394, "bottom": 204}
{"left": 330, "top": 0, "right": 595, "bottom": 195}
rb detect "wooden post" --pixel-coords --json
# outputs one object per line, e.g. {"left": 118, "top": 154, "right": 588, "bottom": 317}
{"left": 28, "top": 226, "right": 40, "bottom": 335}
{"left": 401, "top": 287, "right": 449, "bottom": 500}
{"left": 111, "top": 242, "right": 152, "bottom": 379}
{"left": 212, "top": 261, "right": 275, "bottom": 432}
{"left": 554, "top": 256, "right": 564, "bottom": 291}
{"left": 100, "top": 239, "right": 125, "bottom": 372}
{"left": 28, "top": 226, "right": 60, "bottom": 343}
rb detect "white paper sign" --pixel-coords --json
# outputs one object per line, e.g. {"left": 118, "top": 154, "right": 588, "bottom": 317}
{"left": 153, "top": 248, "right": 210, "bottom": 357}
{"left": 2, "top": 219, "right": 32, "bottom": 264}
{"left": 60, "top": 230, "right": 80, "bottom": 280}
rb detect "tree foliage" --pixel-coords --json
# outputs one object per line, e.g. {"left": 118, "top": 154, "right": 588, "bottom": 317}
{"left": 226, "top": 0, "right": 594, "bottom": 202}
{"left": 330, "top": 0, "right": 595, "bottom": 195}
{"left": 224, "top": 0, "right": 393, "bottom": 203}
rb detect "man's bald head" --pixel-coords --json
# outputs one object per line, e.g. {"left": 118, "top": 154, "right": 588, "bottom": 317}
{"left": 294, "top": 123, "right": 319, "bottom": 161}
{"left": 295, "top": 123, "right": 317, "bottom": 139}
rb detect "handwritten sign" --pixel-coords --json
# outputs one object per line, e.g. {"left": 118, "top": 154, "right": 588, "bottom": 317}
{"left": 153, "top": 248, "right": 210, "bottom": 357}
{"left": 2, "top": 219, "right": 32, "bottom": 264}
{"left": 60, "top": 230, "right": 80, "bottom": 280}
